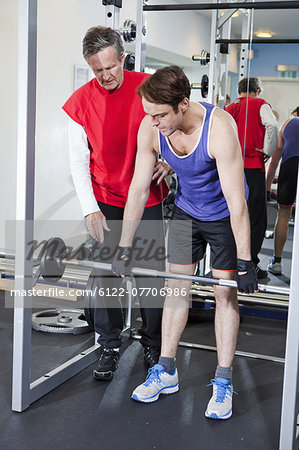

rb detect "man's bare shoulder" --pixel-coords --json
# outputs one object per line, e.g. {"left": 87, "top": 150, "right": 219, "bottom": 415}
{"left": 211, "top": 107, "right": 237, "bottom": 133}
{"left": 209, "top": 107, "right": 241, "bottom": 158}
{"left": 138, "top": 116, "right": 159, "bottom": 151}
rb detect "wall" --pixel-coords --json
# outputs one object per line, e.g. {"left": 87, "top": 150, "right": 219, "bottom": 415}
{"left": 0, "top": 0, "right": 18, "bottom": 250}
{"left": 229, "top": 43, "right": 299, "bottom": 102}
{"left": 250, "top": 44, "right": 299, "bottom": 78}
{"left": 260, "top": 78, "right": 299, "bottom": 126}
{"left": 0, "top": 1, "right": 211, "bottom": 248}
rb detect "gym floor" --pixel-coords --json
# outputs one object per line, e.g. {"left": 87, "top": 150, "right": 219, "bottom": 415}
{"left": 0, "top": 204, "right": 292, "bottom": 450}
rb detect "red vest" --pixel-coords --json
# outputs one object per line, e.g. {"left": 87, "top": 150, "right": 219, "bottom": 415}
{"left": 226, "top": 97, "right": 268, "bottom": 171}
{"left": 63, "top": 71, "right": 168, "bottom": 207}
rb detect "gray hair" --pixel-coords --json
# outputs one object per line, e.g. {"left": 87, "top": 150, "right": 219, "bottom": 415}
{"left": 82, "top": 26, "right": 125, "bottom": 62}
{"left": 238, "top": 77, "right": 262, "bottom": 95}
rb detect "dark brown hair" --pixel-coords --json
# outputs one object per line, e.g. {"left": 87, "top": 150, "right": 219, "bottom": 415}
{"left": 138, "top": 65, "right": 191, "bottom": 113}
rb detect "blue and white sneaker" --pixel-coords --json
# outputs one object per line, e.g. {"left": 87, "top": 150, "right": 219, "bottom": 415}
{"left": 205, "top": 378, "right": 236, "bottom": 420}
{"left": 267, "top": 257, "right": 282, "bottom": 275}
{"left": 131, "top": 364, "right": 179, "bottom": 403}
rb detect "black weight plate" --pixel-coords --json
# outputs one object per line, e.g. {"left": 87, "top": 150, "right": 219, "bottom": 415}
{"left": 40, "top": 237, "right": 67, "bottom": 283}
{"left": 201, "top": 74, "right": 209, "bottom": 98}
{"left": 123, "top": 53, "right": 135, "bottom": 71}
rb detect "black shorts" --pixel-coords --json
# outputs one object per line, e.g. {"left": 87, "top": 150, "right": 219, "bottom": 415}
{"left": 277, "top": 157, "right": 299, "bottom": 206}
{"left": 168, "top": 205, "right": 237, "bottom": 271}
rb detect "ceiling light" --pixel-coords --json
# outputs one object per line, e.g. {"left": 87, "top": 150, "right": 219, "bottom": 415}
{"left": 256, "top": 32, "right": 273, "bottom": 38}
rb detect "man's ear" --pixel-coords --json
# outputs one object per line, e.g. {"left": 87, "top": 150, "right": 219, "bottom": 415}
{"left": 179, "top": 98, "right": 189, "bottom": 112}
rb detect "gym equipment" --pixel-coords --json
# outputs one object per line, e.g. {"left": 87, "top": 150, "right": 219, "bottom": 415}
{"left": 192, "top": 50, "right": 210, "bottom": 66}
{"left": 123, "top": 53, "right": 135, "bottom": 71}
{"left": 143, "top": 2, "right": 299, "bottom": 11}
{"left": 35, "top": 236, "right": 289, "bottom": 296}
{"left": 14, "top": 6, "right": 299, "bottom": 437}
{"left": 191, "top": 74, "right": 209, "bottom": 98}
{"left": 39, "top": 237, "right": 67, "bottom": 283}
{"left": 31, "top": 308, "right": 92, "bottom": 334}
{"left": 122, "top": 19, "right": 136, "bottom": 42}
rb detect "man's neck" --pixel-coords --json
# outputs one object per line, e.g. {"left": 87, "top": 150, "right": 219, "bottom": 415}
{"left": 239, "top": 92, "right": 258, "bottom": 98}
{"left": 179, "top": 102, "right": 204, "bottom": 135}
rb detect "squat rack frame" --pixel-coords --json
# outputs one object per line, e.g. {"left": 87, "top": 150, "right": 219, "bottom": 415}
{"left": 12, "top": 2, "right": 299, "bottom": 449}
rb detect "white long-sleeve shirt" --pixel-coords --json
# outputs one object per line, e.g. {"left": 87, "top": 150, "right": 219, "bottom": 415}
{"left": 260, "top": 103, "right": 278, "bottom": 157}
{"left": 68, "top": 118, "right": 100, "bottom": 217}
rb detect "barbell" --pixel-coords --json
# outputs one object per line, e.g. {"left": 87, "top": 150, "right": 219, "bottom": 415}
{"left": 123, "top": 53, "right": 135, "bottom": 71}
{"left": 191, "top": 74, "right": 209, "bottom": 98}
{"left": 121, "top": 19, "right": 136, "bottom": 43}
{"left": 35, "top": 237, "right": 289, "bottom": 296}
{"left": 192, "top": 50, "right": 210, "bottom": 66}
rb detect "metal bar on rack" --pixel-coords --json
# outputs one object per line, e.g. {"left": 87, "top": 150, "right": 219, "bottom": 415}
{"left": 217, "top": 0, "right": 249, "bottom": 29}
{"left": 238, "top": 10, "right": 251, "bottom": 79}
{"left": 103, "top": 0, "right": 121, "bottom": 30}
{"left": 132, "top": 335, "right": 285, "bottom": 364}
{"left": 134, "top": 0, "right": 147, "bottom": 72}
{"left": 143, "top": 2, "right": 299, "bottom": 11}
{"left": 207, "top": 2, "right": 218, "bottom": 105}
{"left": 279, "top": 172, "right": 299, "bottom": 449}
{"left": 12, "top": 0, "right": 37, "bottom": 413}
{"left": 217, "top": 38, "right": 299, "bottom": 44}
{"left": 216, "top": 5, "right": 231, "bottom": 110}
{"left": 30, "top": 345, "right": 101, "bottom": 404}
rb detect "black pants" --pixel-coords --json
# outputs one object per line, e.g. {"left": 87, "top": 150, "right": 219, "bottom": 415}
{"left": 93, "top": 202, "right": 165, "bottom": 349}
{"left": 244, "top": 168, "right": 267, "bottom": 266}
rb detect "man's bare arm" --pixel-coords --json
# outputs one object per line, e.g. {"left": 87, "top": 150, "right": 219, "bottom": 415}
{"left": 118, "top": 118, "right": 159, "bottom": 247}
{"left": 266, "top": 120, "right": 288, "bottom": 191}
{"left": 210, "top": 109, "right": 251, "bottom": 261}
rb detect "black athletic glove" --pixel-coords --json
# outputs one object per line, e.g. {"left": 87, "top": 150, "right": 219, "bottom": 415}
{"left": 111, "top": 246, "right": 132, "bottom": 277}
{"left": 236, "top": 258, "right": 258, "bottom": 294}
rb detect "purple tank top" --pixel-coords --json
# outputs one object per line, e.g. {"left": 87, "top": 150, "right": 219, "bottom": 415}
{"left": 281, "top": 117, "right": 299, "bottom": 166}
{"left": 159, "top": 102, "right": 230, "bottom": 221}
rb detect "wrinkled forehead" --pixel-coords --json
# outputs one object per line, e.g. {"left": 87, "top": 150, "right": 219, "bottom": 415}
{"left": 88, "top": 46, "right": 121, "bottom": 68}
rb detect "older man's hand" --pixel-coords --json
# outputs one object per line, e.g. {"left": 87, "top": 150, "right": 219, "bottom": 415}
{"left": 152, "top": 161, "right": 174, "bottom": 185}
{"left": 85, "top": 210, "right": 110, "bottom": 243}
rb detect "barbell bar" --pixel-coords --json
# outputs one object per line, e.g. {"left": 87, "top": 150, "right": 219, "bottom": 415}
{"left": 64, "top": 259, "right": 290, "bottom": 296}
{"left": 0, "top": 238, "right": 290, "bottom": 296}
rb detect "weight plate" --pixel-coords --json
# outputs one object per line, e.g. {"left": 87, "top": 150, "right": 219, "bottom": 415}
{"left": 201, "top": 74, "right": 209, "bottom": 98}
{"left": 123, "top": 53, "right": 135, "bottom": 71}
{"left": 122, "top": 19, "right": 136, "bottom": 43}
{"left": 40, "top": 237, "right": 67, "bottom": 283}
{"left": 32, "top": 308, "right": 93, "bottom": 334}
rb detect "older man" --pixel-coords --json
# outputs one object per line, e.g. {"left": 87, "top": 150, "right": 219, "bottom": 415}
{"left": 63, "top": 26, "right": 170, "bottom": 381}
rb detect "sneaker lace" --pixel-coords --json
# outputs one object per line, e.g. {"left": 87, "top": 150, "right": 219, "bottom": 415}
{"left": 207, "top": 378, "right": 237, "bottom": 403}
{"left": 144, "top": 365, "right": 164, "bottom": 386}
